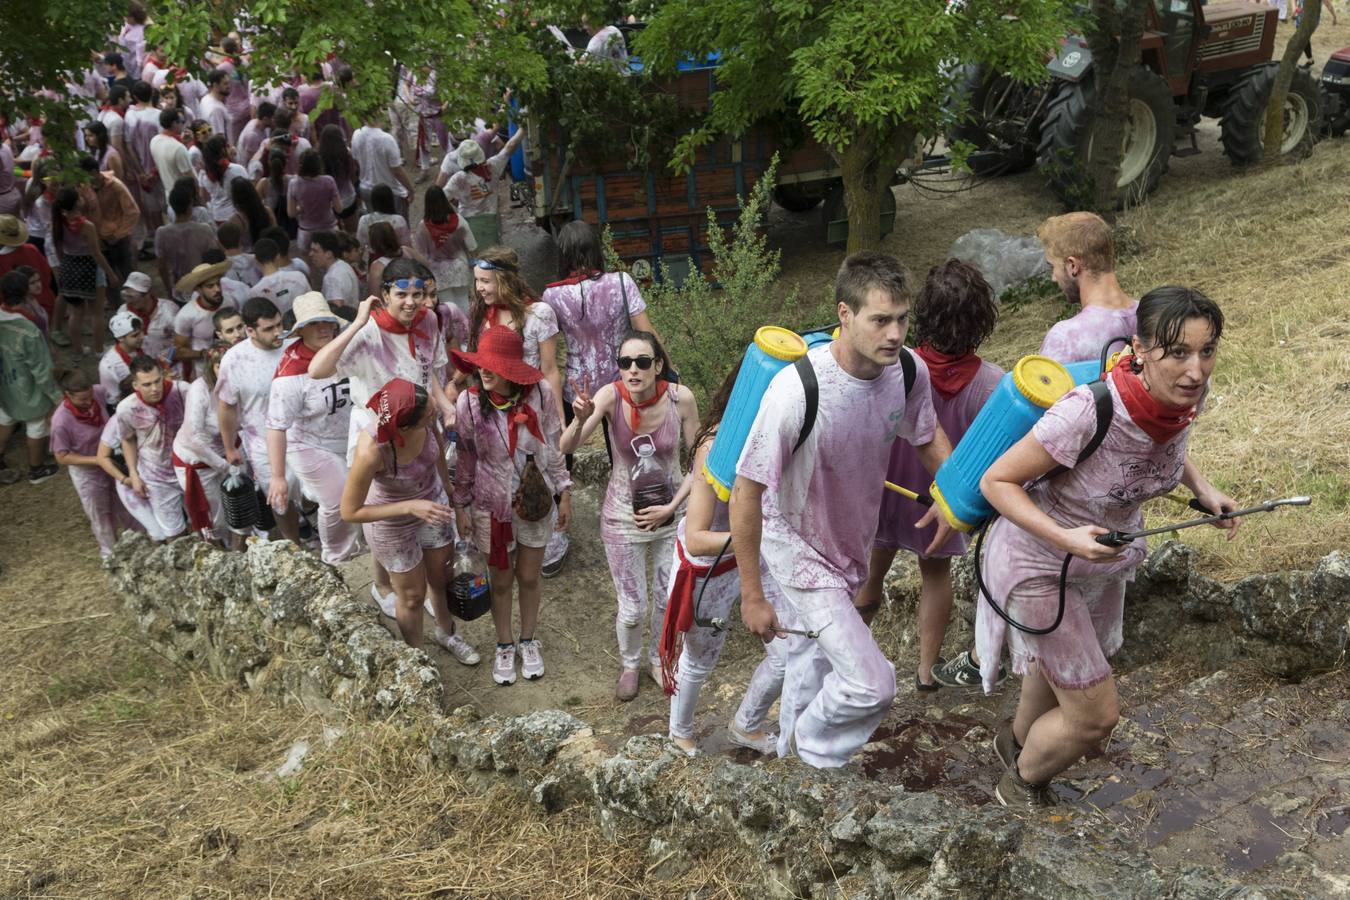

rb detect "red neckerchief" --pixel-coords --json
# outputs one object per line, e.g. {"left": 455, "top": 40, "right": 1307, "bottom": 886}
{"left": 423, "top": 215, "right": 460, "bottom": 247}
{"left": 206, "top": 156, "right": 230, "bottom": 183}
{"left": 130, "top": 297, "right": 158, "bottom": 327}
{"left": 274, "top": 338, "right": 316, "bottom": 378}
{"left": 195, "top": 293, "right": 221, "bottom": 312}
{"left": 659, "top": 539, "right": 739, "bottom": 694}
{"left": 114, "top": 342, "right": 134, "bottom": 367}
{"left": 66, "top": 214, "right": 89, "bottom": 232}
{"left": 159, "top": 129, "right": 187, "bottom": 145}
{"left": 615, "top": 378, "right": 669, "bottom": 433}
{"left": 484, "top": 299, "right": 532, "bottom": 330}
{"left": 372, "top": 307, "right": 429, "bottom": 358}
{"left": 468, "top": 163, "right": 492, "bottom": 181}
{"left": 99, "top": 105, "right": 124, "bottom": 118}
{"left": 63, "top": 396, "right": 106, "bottom": 428}
{"left": 135, "top": 380, "right": 174, "bottom": 418}
{"left": 914, "top": 344, "right": 982, "bottom": 400}
{"left": 545, "top": 269, "right": 602, "bottom": 290}
{"left": 5, "top": 304, "right": 38, "bottom": 326}
{"left": 484, "top": 385, "right": 543, "bottom": 456}
{"left": 1108, "top": 354, "right": 1196, "bottom": 444}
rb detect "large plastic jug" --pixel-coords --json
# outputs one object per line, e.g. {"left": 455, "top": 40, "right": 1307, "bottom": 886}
{"left": 222, "top": 466, "right": 260, "bottom": 530}
{"left": 630, "top": 433, "right": 674, "bottom": 526}
{"left": 703, "top": 326, "right": 808, "bottom": 501}
{"left": 930, "top": 355, "right": 1074, "bottom": 532}
{"left": 449, "top": 539, "right": 491, "bottom": 620}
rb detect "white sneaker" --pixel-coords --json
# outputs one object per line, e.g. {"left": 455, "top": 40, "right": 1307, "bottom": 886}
{"left": 727, "top": 721, "right": 779, "bottom": 755}
{"left": 518, "top": 639, "right": 545, "bottom": 680}
{"left": 424, "top": 597, "right": 436, "bottom": 618}
{"left": 435, "top": 628, "right": 481, "bottom": 666}
{"left": 370, "top": 584, "right": 397, "bottom": 618}
{"left": 493, "top": 643, "right": 517, "bottom": 685}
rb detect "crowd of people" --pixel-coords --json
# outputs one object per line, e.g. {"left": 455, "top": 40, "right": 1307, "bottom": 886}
{"left": 1, "top": 7, "right": 1247, "bottom": 811}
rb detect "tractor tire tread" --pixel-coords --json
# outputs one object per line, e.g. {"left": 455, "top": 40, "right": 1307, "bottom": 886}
{"left": 1220, "top": 62, "right": 1323, "bottom": 166}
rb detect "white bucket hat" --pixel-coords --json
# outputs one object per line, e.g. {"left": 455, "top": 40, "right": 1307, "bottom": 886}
{"left": 288, "top": 291, "right": 341, "bottom": 334}
{"left": 456, "top": 138, "right": 486, "bottom": 169}
{"left": 122, "top": 271, "right": 153, "bottom": 294}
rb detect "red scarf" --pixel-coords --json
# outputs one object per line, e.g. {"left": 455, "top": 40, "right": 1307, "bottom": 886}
{"left": 914, "top": 344, "right": 982, "bottom": 400}
{"left": 195, "top": 293, "right": 221, "bottom": 312}
{"left": 488, "top": 519, "right": 513, "bottom": 571}
{"left": 658, "top": 540, "right": 739, "bottom": 695}
{"left": 424, "top": 214, "right": 461, "bottom": 247}
{"left": 130, "top": 297, "right": 157, "bottom": 328}
{"left": 114, "top": 342, "right": 134, "bottom": 367}
{"left": 615, "top": 378, "right": 669, "bottom": 433}
{"left": 66, "top": 214, "right": 89, "bottom": 233}
{"left": 484, "top": 299, "right": 533, "bottom": 330}
{"left": 63, "top": 396, "right": 106, "bottom": 428}
{"left": 487, "top": 386, "right": 543, "bottom": 456}
{"left": 172, "top": 452, "right": 214, "bottom": 537}
{"left": 206, "top": 156, "right": 230, "bottom": 183}
{"left": 99, "top": 105, "right": 124, "bottom": 118}
{"left": 159, "top": 129, "right": 187, "bottom": 145}
{"left": 274, "top": 338, "right": 316, "bottom": 378}
{"left": 1108, "top": 354, "right": 1196, "bottom": 444}
{"left": 372, "top": 306, "right": 429, "bottom": 358}
{"left": 545, "top": 269, "right": 602, "bottom": 290}
{"left": 469, "top": 163, "right": 492, "bottom": 181}
{"left": 134, "top": 380, "right": 174, "bottom": 418}
{"left": 7, "top": 304, "right": 38, "bottom": 326}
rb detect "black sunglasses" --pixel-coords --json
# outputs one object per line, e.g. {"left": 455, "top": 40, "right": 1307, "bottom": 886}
{"left": 617, "top": 355, "right": 655, "bottom": 371}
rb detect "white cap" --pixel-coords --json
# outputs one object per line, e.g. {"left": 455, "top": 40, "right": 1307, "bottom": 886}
{"left": 109, "top": 310, "right": 142, "bottom": 338}
{"left": 123, "top": 271, "right": 152, "bottom": 294}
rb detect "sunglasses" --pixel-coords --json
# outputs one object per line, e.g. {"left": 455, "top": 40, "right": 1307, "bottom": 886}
{"left": 617, "top": 355, "right": 655, "bottom": 371}
{"left": 383, "top": 277, "right": 427, "bottom": 290}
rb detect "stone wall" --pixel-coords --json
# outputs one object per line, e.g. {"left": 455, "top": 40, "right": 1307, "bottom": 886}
{"left": 105, "top": 531, "right": 1335, "bottom": 898}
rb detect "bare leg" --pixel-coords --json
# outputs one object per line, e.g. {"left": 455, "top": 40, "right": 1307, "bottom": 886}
{"left": 1011, "top": 663, "right": 1059, "bottom": 746}
{"left": 26, "top": 435, "right": 46, "bottom": 467}
{"left": 514, "top": 545, "right": 544, "bottom": 640}
{"left": 390, "top": 562, "right": 429, "bottom": 649}
{"left": 66, "top": 301, "right": 86, "bottom": 356}
{"left": 855, "top": 546, "right": 897, "bottom": 627}
{"left": 915, "top": 555, "right": 952, "bottom": 686}
{"left": 273, "top": 503, "right": 302, "bottom": 544}
{"left": 423, "top": 543, "right": 455, "bottom": 633}
{"left": 1015, "top": 666, "right": 1119, "bottom": 784}
{"left": 373, "top": 558, "right": 393, "bottom": 595}
{"left": 90, "top": 287, "right": 107, "bottom": 352}
{"left": 488, "top": 561, "right": 516, "bottom": 645}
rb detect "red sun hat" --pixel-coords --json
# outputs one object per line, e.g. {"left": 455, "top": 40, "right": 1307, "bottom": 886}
{"left": 451, "top": 325, "right": 545, "bottom": 385}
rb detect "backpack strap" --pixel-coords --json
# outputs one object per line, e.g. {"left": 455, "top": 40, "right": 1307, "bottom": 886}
{"left": 900, "top": 347, "right": 915, "bottom": 398}
{"left": 1041, "top": 380, "right": 1113, "bottom": 481}
{"left": 793, "top": 354, "right": 818, "bottom": 454}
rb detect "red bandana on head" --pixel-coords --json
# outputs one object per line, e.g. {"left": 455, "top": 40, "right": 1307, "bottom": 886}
{"left": 372, "top": 306, "right": 429, "bottom": 358}
{"left": 545, "top": 269, "right": 603, "bottom": 290}
{"left": 914, "top": 344, "right": 982, "bottom": 399}
{"left": 366, "top": 378, "right": 419, "bottom": 447}
{"left": 1108, "top": 354, "right": 1197, "bottom": 444}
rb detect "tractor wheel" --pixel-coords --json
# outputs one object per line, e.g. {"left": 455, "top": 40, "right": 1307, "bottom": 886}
{"left": 1220, "top": 63, "right": 1323, "bottom": 166}
{"left": 1036, "top": 66, "right": 1174, "bottom": 208}
{"left": 772, "top": 184, "right": 824, "bottom": 212}
{"left": 947, "top": 65, "right": 1040, "bottom": 175}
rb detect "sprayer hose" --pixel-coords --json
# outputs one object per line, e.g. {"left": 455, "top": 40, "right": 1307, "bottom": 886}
{"left": 973, "top": 516, "right": 1071, "bottom": 636}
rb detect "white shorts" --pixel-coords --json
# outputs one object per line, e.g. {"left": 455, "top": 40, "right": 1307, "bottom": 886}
{"left": 471, "top": 508, "right": 551, "bottom": 556}
{"left": 0, "top": 407, "right": 51, "bottom": 438}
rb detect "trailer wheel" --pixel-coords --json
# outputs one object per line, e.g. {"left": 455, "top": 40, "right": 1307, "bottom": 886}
{"left": 947, "top": 66, "right": 1040, "bottom": 175}
{"left": 1036, "top": 66, "right": 1174, "bottom": 208}
{"left": 1220, "top": 63, "right": 1323, "bottom": 165}
{"left": 772, "top": 184, "right": 823, "bottom": 212}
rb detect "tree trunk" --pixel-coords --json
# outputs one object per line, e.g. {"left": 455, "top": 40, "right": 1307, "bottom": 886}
{"left": 1085, "top": 0, "right": 1149, "bottom": 221}
{"left": 1263, "top": 2, "right": 1321, "bottom": 164}
{"left": 835, "top": 128, "right": 908, "bottom": 254}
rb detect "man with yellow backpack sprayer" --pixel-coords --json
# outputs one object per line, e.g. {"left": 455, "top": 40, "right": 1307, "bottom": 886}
{"left": 731, "top": 251, "right": 955, "bottom": 768}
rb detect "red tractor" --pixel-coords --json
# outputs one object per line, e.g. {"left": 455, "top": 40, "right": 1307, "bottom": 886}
{"left": 950, "top": 0, "right": 1324, "bottom": 205}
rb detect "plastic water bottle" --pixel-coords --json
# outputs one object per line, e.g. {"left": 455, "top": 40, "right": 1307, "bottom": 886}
{"left": 450, "top": 539, "right": 491, "bottom": 620}
{"left": 630, "top": 435, "right": 673, "bottom": 526}
{"left": 445, "top": 429, "right": 458, "bottom": 483}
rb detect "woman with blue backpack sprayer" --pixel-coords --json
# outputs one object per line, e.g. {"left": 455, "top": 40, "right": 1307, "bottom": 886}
{"left": 974, "top": 286, "right": 1240, "bottom": 810}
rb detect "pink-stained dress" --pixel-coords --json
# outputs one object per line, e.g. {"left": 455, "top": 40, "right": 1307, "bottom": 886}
{"left": 364, "top": 430, "right": 453, "bottom": 574}
{"left": 874, "top": 359, "right": 1003, "bottom": 557}
{"left": 974, "top": 379, "right": 1193, "bottom": 694}
{"left": 1039, "top": 302, "right": 1139, "bottom": 365}
{"left": 541, "top": 271, "right": 646, "bottom": 402}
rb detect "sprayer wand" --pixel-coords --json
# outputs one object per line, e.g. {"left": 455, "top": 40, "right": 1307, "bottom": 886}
{"left": 1094, "top": 496, "right": 1312, "bottom": 548}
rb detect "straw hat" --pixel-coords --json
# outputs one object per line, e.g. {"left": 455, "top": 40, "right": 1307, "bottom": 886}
{"left": 288, "top": 292, "right": 341, "bottom": 333}
{"left": 175, "top": 261, "right": 231, "bottom": 296}
{"left": 451, "top": 325, "right": 544, "bottom": 385}
{"left": 0, "top": 215, "right": 29, "bottom": 247}
{"left": 456, "top": 138, "right": 486, "bottom": 169}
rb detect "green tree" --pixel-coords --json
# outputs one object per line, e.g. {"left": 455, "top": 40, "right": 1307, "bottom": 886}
{"left": 1262, "top": 1, "right": 1321, "bottom": 164}
{"left": 634, "top": 0, "right": 1072, "bottom": 252}
{"left": 1082, "top": 0, "right": 1150, "bottom": 220}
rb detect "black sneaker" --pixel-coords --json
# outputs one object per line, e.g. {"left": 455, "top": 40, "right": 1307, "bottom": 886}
{"left": 0, "top": 462, "right": 20, "bottom": 485}
{"left": 27, "top": 463, "right": 59, "bottom": 485}
{"left": 931, "top": 649, "right": 1006, "bottom": 688}
{"left": 541, "top": 549, "right": 567, "bottom": 579}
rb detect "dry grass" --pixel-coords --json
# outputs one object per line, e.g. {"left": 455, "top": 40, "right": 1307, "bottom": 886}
{"left": 977, "top": 146, "right": 1350, "bottom": 580}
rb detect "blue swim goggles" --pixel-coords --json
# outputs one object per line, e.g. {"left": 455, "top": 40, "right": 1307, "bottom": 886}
{"left": 473, "top": 258, "right": 517, "bottom": 272}
{"left": 382, "top": 277, "right": 427, "bottom": 290}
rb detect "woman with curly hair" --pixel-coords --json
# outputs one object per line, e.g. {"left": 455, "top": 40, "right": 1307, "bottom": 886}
{"left": 854, "top": 259, "right": 1003, "bottom": 692}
